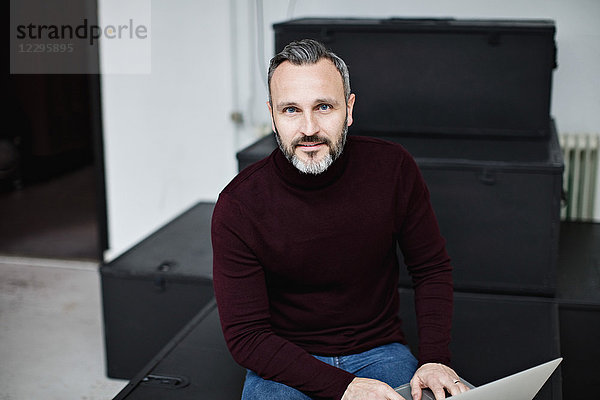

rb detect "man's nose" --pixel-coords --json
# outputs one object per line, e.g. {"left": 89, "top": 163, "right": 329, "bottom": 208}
{"left": 300, "top": 112, "right": 319, "bottom": 136}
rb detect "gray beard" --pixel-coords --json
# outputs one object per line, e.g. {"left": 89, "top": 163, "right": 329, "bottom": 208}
{"left": 292, "top": 151, "right": 333, "bottom": 175}
{"left": 274, "top": 118, "right": 348, "bottom": 175}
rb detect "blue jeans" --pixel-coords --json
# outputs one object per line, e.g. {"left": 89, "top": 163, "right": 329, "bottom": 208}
{"left": 241, "top": 343, "right": 418, "bottom": 399}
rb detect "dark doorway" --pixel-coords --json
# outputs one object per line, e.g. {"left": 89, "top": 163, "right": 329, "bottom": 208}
{"left": 1, "top": 74, "right": 107, "bottom": 261}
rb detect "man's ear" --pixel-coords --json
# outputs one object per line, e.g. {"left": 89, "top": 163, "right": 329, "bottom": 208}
{"left": 267, "top": 101, "right": 276, "bottom": 133}
{"left": 346, "top": 93, "right": 356, "bottom": 127}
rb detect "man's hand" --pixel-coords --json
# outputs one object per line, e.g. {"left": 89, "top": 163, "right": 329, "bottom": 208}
{"left": 410, "top": 363, "right": 470, "bottom": 400}
{"left": 341, "top": 377, "right": 406, "bottom": 400}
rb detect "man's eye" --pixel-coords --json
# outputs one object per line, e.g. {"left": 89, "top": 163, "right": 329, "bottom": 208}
{"left": 318, "top": 104, "right": 332, "bottom": 111}
{"left": 283, "top": 107, "right": 297, "bottom": 114}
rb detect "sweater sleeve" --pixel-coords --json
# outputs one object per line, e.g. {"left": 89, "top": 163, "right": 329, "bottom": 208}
{"left": 211, "top": 192, "right": 356, "bottom": 400}
{"left": 396, "top": 152, "right": 453, "bottom": 366}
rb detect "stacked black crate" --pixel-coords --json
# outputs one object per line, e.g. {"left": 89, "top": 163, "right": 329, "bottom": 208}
{"left": 100, "top": 202, "right": 217, "bottom": 379}
{"left": 260, "top": 18, "right": 563, "bottom": 399}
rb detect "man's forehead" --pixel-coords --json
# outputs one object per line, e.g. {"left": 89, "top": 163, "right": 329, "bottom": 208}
{"left": 270, "top": 59, "right": 345, "bottom": 101}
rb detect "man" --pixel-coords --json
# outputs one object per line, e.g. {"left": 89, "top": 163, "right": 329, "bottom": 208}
{"left": 212, "top": 39, "right": 469, "bottom": 400}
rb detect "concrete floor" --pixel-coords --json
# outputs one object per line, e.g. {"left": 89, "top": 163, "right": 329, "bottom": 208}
{"left": 0, "top": 256, "right": 127, "bottom": 400}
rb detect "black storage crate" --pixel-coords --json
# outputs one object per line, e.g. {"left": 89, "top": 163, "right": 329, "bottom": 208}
{"left": 101, "top": 202, "right": 216, "bottom": 379}
{"left": 273, "top": 18, "right": 556, "bottom": 138}
{"left": 113, "top": 300, "right": 246, "bottom": 400}
{"left": 236, "top": 122, "right": 563, "bottom": 295}
{"left": 555, "top": 222, "right": 600, "bottom": 400}
{"left": 399, "top": 289, "right": 562, "bottom": 400}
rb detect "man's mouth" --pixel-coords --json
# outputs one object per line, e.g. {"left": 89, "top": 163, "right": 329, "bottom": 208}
{"left": 297, "top": 142, "right": 325, "bottom": 148}
{"left": 294, "top": 136, "right": 329, "bottom": 149}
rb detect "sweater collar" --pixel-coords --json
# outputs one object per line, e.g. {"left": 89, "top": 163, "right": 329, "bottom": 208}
{"left": 272, "top": 137, "right": 352, "bottom": 190}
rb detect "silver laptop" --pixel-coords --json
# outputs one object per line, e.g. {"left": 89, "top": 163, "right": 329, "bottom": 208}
{"left": 394, "top": 358, "right": 562, "bottom": 400}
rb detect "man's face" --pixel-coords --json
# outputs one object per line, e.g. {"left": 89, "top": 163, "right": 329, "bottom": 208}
{"left": 268, "top": 59, "right": 355, "bottom": 174}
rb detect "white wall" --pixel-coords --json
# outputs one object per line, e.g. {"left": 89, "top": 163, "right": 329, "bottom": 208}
{"left": 99, "top": 0, "right": 236, "bottom": 260}
{"left": 100, "top": 0, "right": 600, "bottom": 259}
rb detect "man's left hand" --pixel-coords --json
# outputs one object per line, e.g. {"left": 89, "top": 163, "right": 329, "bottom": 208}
{"left": 410, "top": 363, "right": 470, "bottom": 400}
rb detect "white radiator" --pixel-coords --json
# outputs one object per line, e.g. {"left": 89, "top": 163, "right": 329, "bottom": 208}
{"left": 559, "top": 134, "right": 599, "bottom": 221}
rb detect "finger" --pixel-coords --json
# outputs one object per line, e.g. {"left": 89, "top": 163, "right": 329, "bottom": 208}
{"left": 457, "top": 382, "right": 470, "bottom": 393}
{"left": 410, "top": 384, "right": 422, "bottom": 400}
{"left": 445, "top": 382, "right": 461, "bottom": 397}
{"left": 443, "top": 373, "right": 465, "bottom": 396}
{"left": 430, "top": 385, "right": 447, "bottom": 400}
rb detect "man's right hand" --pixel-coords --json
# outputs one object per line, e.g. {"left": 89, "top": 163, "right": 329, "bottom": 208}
{"left": 341, "top": 377, "right": 406, "bottom": 400}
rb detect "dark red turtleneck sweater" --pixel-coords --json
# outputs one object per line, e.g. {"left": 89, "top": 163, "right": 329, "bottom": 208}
{"left": 211, "top": 136, "right": 453, "bottom": 400}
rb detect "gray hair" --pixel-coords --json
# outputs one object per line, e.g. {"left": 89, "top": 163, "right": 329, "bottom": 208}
{"left": 267, "top": 39, "right": 351, "bottom": 103}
